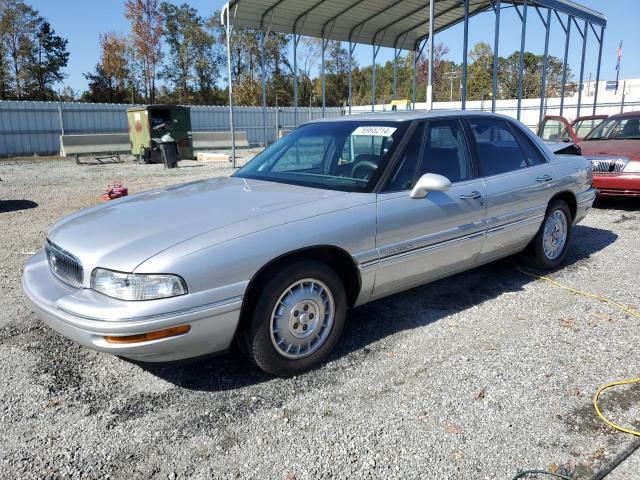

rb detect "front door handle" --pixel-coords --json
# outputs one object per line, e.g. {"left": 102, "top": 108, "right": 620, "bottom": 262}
{"left": 536, "top": 174, "right": 553, "bottom": 182}
{"left": 459, "top": 191, "right": 482, "bottom": 200}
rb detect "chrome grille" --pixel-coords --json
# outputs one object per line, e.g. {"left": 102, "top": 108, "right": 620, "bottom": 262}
{"left": 588, "top": 157, "right": 628, "bottom": 173}
{"left": 45, "top": 239, "right": 83, "bottom": 288}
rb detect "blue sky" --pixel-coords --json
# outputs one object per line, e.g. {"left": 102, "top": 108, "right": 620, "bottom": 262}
{"left": 30, "top": 0, "right": 638, "bottom": 94}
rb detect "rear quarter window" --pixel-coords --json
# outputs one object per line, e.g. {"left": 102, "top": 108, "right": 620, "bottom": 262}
{"left": 468, "top": 118, "right": 543, "bottom": 176}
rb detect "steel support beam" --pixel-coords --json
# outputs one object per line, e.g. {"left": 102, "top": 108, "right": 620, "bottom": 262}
{"left": 293, "top": 33, "right": 299, "bottom": 127}
{"left": 426, "top": 0, "right": 434, "bottom": 109}
{"left": 260, "top": 30, "right": 267, "bottom": 146}
{"left": 516, "top": 0, "right": 527, "bottom": 120}
{"left": 576, "top": 19, "right": 588, "bottom": 117}
{"left": 461, "top": 0, "right": 469, "bottom": 110}
{"left": 372, "top": 45, "right": 376, "bottom": 112}
{"left": 321, "top": 36, "right": 327, "bottom": 117}
{"left": 593, "top": 25, "right": 604, "bottom": 114}
{"left": 532, "top": 0, "right": 605, "bottom": 27}
{"left": 400, "top": 1, "right": 482, "bottom": 50}
{"left": 559, "top": 15, "right": 571, "bottom": 117}
{"left": 491, "top": 0, "right": 501, "bottom": 112}
{"left": 221, "top": 4, "right": 236, "bottom": 167}
{"left": 371, "top": 41, "right": 383, "bottom": 112}
{"left": 412, "top": 45, "right": 418, "bottom": 109}
{"left": 539, "top": 8, "right": 552, "bottom": 126}
{"left": 393, "top": 48, "right": 398, "bottom": 98}
{"left": 348, "top": 41, "right": 356, "bottom": 114}
{"left": 412, "top": 39, "right": 428, "bottom": 109}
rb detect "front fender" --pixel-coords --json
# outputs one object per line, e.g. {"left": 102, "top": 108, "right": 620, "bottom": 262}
{"left": 135, "top": 202, "right": 377, "bottom": 304}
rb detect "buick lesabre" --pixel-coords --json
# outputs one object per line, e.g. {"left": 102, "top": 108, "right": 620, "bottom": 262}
{"left": 23, "top": 111, "right": 595, "bottom": 376}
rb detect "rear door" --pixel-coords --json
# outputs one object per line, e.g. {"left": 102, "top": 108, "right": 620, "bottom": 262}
{"left": 466, "top": 117, "right": 557, "bottom": 262}
{"left": 538, "top": 116, "right": 576, "bottom": 143}
{"left": 372, "top": 118, "right": 487, "bottom": 299}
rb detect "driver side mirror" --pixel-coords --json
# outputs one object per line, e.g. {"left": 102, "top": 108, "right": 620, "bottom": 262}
{"left": 410, "top": 173, "right": 451, "bottom": 199}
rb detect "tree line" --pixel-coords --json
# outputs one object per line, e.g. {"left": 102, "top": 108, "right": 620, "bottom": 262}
{"left": 0, "top": 0, "right": 69, "bottom": 100}
{"left": 0, "top": 0, "right": 577, "bottom": 106}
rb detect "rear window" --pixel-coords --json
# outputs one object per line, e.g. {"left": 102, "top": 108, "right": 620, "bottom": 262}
{"left": 468, "top": 118, "right": 541, "bottom": 176}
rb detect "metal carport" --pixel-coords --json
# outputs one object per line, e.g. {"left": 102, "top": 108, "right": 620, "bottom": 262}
{"left": 221, "top": 0, "right": 606, "bottom": 164}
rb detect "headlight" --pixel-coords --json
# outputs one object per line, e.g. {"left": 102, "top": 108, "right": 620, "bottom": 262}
{"left": 623, "top": 161, "right": 640, "bottom": 173}
{"left": 91, "top": 268, "right": 187, "bottom": 301}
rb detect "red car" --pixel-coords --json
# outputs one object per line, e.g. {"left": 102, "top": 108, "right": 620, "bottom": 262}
{"left": 538, "top": 114, "right": 608, "bottom": 143}
{"left": 577, "top": 112, "right": 640, "bottom": 198}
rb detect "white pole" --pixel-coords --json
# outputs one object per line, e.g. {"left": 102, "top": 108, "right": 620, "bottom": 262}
{"left": 221, "top": 4, "right": 236, "bottom": 167}
{"left": 426, "top": 0, "right": 434, "bottom": 110}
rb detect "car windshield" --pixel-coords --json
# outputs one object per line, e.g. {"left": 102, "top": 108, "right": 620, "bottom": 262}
{"left": 584, "top": 117, "right": 640, "bottom": 140}
{"left": 573, "top": 118, "right": 606, "bottom": 138}
{"left": 233, "top": 120, "right": 409, "bottom": 192}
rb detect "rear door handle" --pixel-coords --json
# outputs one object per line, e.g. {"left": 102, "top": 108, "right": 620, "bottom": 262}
{"left": 536, "top": 175, "right": 553, "bottom": 182}
{"left": 459, "top": 191, "right": 482, "bottom": 200}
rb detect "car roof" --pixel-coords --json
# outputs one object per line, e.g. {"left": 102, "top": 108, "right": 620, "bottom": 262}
{"left": 607, "top": 110, "right": 640, "bottom": 119}
{"left": 304, "top": 109, "right": 519, "bottom": 124}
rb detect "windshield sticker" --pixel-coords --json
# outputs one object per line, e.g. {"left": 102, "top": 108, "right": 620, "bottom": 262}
{"left": 351, "top": 126, "right": 397, "bottom": 137}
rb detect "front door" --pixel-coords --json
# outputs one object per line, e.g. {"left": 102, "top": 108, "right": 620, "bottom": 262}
{"left": 372, "top": 118, "right": 487, "bottom": 300}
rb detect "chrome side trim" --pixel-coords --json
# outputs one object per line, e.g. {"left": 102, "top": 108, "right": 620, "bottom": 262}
{"left": 378, "top": 230, "right": 485, "bottom": 265}
{"left": 365, "top": 212, "right": 545, "bottom": 268}
{"left": 486, "top": 214, "right": 544, "bottom": 234}
{"left": 58, "top": 295, "right": 244, "bottom": 323}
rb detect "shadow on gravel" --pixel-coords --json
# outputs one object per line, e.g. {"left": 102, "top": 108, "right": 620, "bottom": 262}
{"left": 594, "top": 198, "right": 640, "bottom": 212}
{"left": 0, "top": 199, "right": 38, "bottom": 213}
{"left": 144, "top": 224, "right": 617, "bottom": 392}
{"left": 138, "top": 351, "right": 271, "bottom": 392}
{"left": 334, "top": 224, "right": 617, "bottom": 362}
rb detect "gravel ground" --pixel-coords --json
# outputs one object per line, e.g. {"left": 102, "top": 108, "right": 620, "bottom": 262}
{"left": 1, "top": 157, "right": 640, "bottom": 480}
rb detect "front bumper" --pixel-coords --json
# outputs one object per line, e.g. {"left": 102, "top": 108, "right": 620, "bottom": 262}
{"left": 22, "top": 251, "right": 242, "bottom": 362}
{"left": 593, "top": 173, "right": 640, "bottom": 198}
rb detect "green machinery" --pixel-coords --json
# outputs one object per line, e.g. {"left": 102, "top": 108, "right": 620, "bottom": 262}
{"left": 127, "top": 105, "right": 193, "bottom": 163}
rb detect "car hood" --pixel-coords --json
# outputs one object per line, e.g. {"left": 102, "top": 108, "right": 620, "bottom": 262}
{"left": 577, "top": 139, "right": 640, "bottom": 160}
{"left": 47, "top": 176, "right": 348, "bottom": 272}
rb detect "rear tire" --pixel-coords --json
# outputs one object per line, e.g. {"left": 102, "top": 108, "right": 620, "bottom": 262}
{"left": 525, "top": 199, "right": 573, "bottom": 270}
{"left": 244, "top": 260, "right": 346, "bottom": 376}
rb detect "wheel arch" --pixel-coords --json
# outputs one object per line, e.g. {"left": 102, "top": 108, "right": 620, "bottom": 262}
{"left": 234, "top": 245, "right": 362, "bottom": 341}
{"left": 549, "top": 190, "right": 577, "bottom": 221}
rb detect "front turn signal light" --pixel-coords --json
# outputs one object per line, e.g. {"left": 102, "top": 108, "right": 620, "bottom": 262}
{"left": 104, "top": 324, "right": 190, "bottom": 344}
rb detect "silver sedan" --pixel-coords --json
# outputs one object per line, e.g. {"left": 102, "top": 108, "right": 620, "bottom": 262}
{"left": 22, "top": 111, "right": 596, "bottom": 376}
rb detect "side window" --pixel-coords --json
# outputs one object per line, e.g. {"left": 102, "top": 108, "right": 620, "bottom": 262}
{"left": 417, "top": 119, "right": 472, "bottom": 182}
{"left": 468, "top": 118, "right": 529, "bottom": 176}
{"left": 384, "top": 123, "right": 425, "bottom": 191}
{"left": 511, "top": 125, "right": 547, "bottom": 166}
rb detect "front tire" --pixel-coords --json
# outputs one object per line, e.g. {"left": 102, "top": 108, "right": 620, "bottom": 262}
{"left": 244, "top": 260, "right": 347, "bottom": 376}
{"left": 527, "top": 199, "right": 573, "bottom": 270}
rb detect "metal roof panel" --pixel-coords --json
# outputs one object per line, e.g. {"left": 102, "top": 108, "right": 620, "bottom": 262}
{"left": 226, "top": 0, "right": 605, "bottom": 50}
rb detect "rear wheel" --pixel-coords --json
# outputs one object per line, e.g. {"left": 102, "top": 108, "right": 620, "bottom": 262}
{"left": 244, "top": 260, "right": 346, "bottom": 376}
{"left": 526, "top": 199, "right": 573, "bottom": 270}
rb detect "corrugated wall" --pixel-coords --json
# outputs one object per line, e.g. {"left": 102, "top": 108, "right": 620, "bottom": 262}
{"left": 0, "top": 101, "right": 344, "bottom": 157}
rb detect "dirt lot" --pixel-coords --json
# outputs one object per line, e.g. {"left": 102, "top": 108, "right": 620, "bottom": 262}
{"left": 1, "top": 157, "right": 640, "bottom": 479}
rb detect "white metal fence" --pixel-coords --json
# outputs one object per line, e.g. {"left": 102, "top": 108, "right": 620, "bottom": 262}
{"left": 0, "top": 101, "right": 343, "bottom": 157}
{"left": 1, "top": 96, "right": 638, "bottom": 157}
